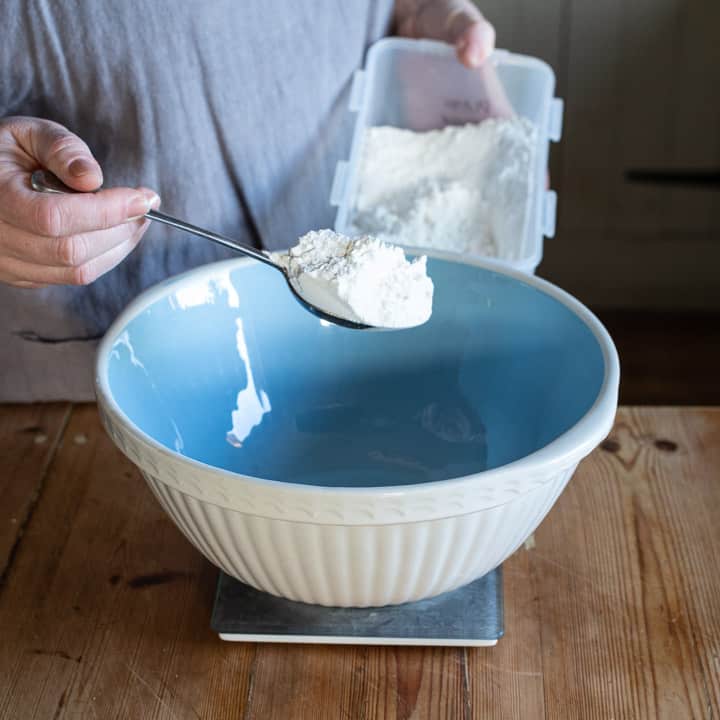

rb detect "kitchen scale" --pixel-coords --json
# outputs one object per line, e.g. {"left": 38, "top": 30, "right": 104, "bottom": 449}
{"left": 211, "top": 566, "right": 503, "bottom": 646}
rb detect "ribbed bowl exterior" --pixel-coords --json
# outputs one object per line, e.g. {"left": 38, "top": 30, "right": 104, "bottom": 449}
{"left": 96, "top": 255, "right": 621, "bottom": 608}
{"left": 143, "top": 464, "right": 575, "bottom": 607}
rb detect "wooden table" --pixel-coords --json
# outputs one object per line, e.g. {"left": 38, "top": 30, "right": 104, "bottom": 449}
{"left": 1, "top": 405, "right": 718, "bottom": 719}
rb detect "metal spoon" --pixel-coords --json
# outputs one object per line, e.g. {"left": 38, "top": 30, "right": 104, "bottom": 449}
{"left": 30, "top": 169, "right": 371, "bottom": 330}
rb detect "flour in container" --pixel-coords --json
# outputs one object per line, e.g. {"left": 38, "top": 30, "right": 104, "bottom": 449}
{"left": 349, "top": 118, "right": 537, "bottom": 260}
{"left": 271, "top": 230, "right": 434, "bottom": 329}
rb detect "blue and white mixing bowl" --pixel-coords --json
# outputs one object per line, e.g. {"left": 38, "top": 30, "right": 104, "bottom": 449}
{"left": 96, "top": 252, "right": 619, "bottom": 606}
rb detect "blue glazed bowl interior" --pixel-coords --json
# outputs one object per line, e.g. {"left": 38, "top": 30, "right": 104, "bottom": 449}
{"left": 104, "top": 258, "right": 606, "bottom": 488}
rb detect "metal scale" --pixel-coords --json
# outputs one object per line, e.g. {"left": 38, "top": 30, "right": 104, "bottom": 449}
{"left": 211, "top": 567, "right": 503, "bottom": 647}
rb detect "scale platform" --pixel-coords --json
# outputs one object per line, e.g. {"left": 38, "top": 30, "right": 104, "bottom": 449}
{"left": 211, "top": 566, "right": 503, "bottom": 647}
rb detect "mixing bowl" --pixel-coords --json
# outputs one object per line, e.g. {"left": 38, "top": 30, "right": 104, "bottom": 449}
{"left": 96, "top": 252, "right": 619, "bottom": 607}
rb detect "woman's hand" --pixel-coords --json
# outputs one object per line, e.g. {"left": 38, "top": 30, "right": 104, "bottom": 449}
{"left": 0, "top": 116, "right": 159, "bottom": 288}
{"left": 395, "top": 0, "right": 514, "bottom": 118}
{"left": 395, "top": 0, "right": 496, "bottom": 68}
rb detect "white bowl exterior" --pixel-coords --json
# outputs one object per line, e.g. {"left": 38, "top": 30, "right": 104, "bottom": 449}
{"left": 96, "top": 253, "right": 619, "bottom": 606}
{"left": 142, "top": 464, "right": 574, "bottom": 607}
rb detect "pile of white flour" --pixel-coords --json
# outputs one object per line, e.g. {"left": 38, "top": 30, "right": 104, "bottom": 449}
{"left": 271, "top": 230, "right": 434, "bottom": 329}
{"left": 349, "top": 118, "right": 537, "bottom": 259}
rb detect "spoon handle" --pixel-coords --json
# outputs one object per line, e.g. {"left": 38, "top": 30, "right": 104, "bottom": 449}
{"left": 144, "top": 209, "right": 274, "bottom": 267}
{"left": 30, "top": 169, "right": 277, "bottom": 269}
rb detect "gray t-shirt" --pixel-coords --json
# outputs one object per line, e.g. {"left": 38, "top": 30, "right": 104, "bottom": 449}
{"left": 0, "top": 0, "right": 393, "bottom": 401}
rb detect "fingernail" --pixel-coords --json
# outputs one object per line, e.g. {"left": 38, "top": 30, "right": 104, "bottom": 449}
{"left": 126, "top": 190, "right": 160, "bottom": 221}
{"left": 468, "top": 48, "right": 484, "bottom": 67}
{"left": 69, "top": 158, "right": 95, "bottom": 177}
{"left": 143, "top": 189, "right": 161, "bottom": 210}
{"left": 127, "top": 193, "right": 152, "bottom": 221}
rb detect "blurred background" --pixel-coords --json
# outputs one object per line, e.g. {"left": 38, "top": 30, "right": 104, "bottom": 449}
{"left": 480, "top": 0, "right": 719, "bottom": 404}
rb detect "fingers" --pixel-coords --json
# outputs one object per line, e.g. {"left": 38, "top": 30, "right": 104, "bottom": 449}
{"left": 477, "top": 61, "right": 515, "bottom": 118}
{"left": 393, "top": 1, "right": 496, "bottom": 69}
{"left": 447, "top": 11, "right": 512, "bottom": 118}
{"left": 454, "top": 15, "right": 513, "bottom": 118}
{"left": 25, "top": 117, "right": 104, "bottom": 192}
{"left": 11, "top": 281, "right": 47, "bottom": 290}
{"left": 0, "top": 117, "right": 160, "bottom": 237}
{"left": 0, "top": 219, "right": 150, "bottom": 287}
{"left": 455, "top": 18, "right": 496, "bottom": 68}
{"left": 0, "top": 171, "right": 160, "bottom": 237}
{"left": 0, "top": 117, "right": 161, "bottom": 289}
{"left": 1, "top": 214, "right": 150, "bottom": 267}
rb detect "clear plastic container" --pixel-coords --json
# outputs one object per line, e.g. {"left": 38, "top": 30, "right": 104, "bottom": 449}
{"left": 331, "top": 38, "right": 564, "bottom": 275}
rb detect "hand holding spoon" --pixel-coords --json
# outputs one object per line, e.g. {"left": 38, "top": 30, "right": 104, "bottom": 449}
{"left": 30, "top": 169, "right": 373, "bottom": 329}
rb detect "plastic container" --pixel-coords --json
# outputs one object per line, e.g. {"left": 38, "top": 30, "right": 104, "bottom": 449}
{"left": 331, "top": 38, "right": 564, "bottom": 275}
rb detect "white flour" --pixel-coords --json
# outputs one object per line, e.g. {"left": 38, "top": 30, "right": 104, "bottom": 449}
{"left": 349, "top": 118, "right": 537, "bottom": 260}
{"left": 271, "top": 230, "right": 434, "bottom": 329}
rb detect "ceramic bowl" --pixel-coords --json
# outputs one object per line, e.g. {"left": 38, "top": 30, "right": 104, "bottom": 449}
{"left": 96, "top": 252, "right": 619, "bottom": 607}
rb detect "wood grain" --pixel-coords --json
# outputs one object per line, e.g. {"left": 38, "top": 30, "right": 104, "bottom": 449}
{"left": 531, "top": 407, "right": 720, "bottom": 719}
{"left": 0, "top": 405, "right": 254, "bottom": 720}
{"left": 0, "top": 403, "right": 70, "bottom": 579}
{"left": 466, "top": 547, "right": 545, "bottom": 718}
{"left": 242, "top": 644, "right": 469, "bottom": 720}
{"left": 0, "top": 406, "right": 719, "bottom": 719}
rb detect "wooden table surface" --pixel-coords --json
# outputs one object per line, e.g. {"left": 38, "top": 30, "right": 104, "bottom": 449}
{"left": 1, "top": 405, "right": 718, "bottom": 720}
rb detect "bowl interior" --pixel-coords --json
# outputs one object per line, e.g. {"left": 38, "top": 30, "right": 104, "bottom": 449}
{"left": 102, "top": 257, "right": 605, "bottom": 488}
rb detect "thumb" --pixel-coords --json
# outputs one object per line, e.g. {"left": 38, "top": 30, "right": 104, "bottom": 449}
{"left": 28, "top": 118, "right": 103, "bottom": 192}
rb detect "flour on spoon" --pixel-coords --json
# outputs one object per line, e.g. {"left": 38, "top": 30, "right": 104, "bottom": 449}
{"left": 271, "top": 230, "right": 434, "bottom": 329}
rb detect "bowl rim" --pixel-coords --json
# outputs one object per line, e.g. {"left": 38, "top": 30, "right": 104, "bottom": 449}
{"left": 95, "top": 250, "right": 619, "bottom": 524}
